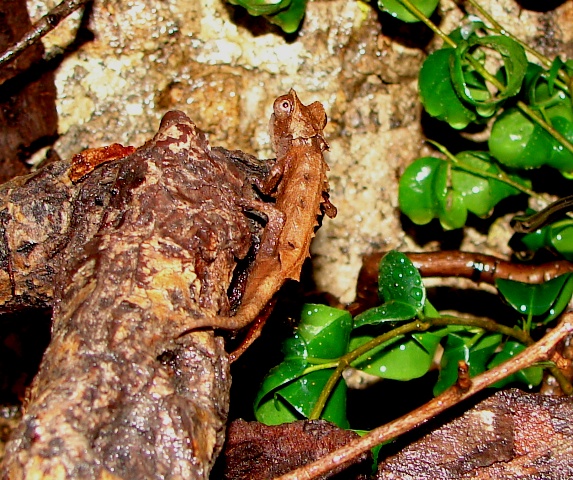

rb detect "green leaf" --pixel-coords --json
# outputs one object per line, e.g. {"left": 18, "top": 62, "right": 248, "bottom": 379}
{"left": 399, "top": 156, "right": 447, "bottom": 225}
{"left": 419, "top": 49, "right": 477, "bottom": 129}
{"left": 548, "top": 115, "right": 573, "bottom": 175}
{"left": 489, "top": 108, "right": 554, "bottom": 169}
{"left": 519, "top": 218, "right": 573, "bottom": 261}
{"left": 496, "top": 273, "right": 573, "bottom": 320}
{"left": 378, "top": 0, "right": 440, "bottom": 23}
{"left": 378, "top": 251, "right": 426, "bottom": 310}
{"left": 254, "top": 356, "right": 309, "bottom": 424}
{"left": 228, "top": 0, "right": 306, "bottom": 33}
{"left": 451, "top": 151, "right": 528, "bottom": 216}
{"left": 297, "top": 304, "right": 352, "bottom": 358}
{"left": 399, "top": 153, "right": 528, "bottom": 229}
{"left": 276, "top": 369, "right": 349, "bottom": 428}
{"left": 451, "top": 36, "right": 527, "bottom": 111}
{"left": 488, "top": 341, "right": 543, "bottom": 388}
{"left": 353, "top": 301, "right": 418, "bottom": 328}
{"left": 350, "top": 331, "right": 441, "bottom": 380}
{"left": 549, "top": 221, "right": 573, "bottom": 260}
{"left": 254, "top": 304, "right": 352, "bottom": 426}
{"left": 266, "top": 0, "right": 307, "bottom": 33}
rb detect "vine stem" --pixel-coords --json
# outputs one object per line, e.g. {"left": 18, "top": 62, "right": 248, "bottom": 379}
{"left": 308, "top": 320, "right": 430, "bottom": 419}
{"left": 394, "top": 0, "right": 456, "bottom": 48}
{"left": 275, "top": 312, "right": 573, "bottom": 480}
{"left": 308, "top": 312, "right": 536, "bottom": 420}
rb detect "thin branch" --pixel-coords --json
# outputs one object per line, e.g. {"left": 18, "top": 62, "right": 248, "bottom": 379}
{"left": 357, "top": 252, "right": 573, "bottom": 298}
{"left": 275, "top": 311, "right": 573, "bottom": 480}
{"left": 0, "top": 0, "right": 90, "bottom": 69}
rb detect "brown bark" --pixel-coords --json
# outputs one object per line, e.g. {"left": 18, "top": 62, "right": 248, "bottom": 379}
{"left": 223, "top": 419, "right": 371, "bottom": 479}
{"left": 1, "top": 111, "right": 272, "bottom": 478}
{"left": 376, "top": 389, "right": 573, "bottom": 479}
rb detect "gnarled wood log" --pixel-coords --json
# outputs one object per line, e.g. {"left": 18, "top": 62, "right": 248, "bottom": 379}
{"left": 1, "top": 111, "right": 271, "bottom": 478}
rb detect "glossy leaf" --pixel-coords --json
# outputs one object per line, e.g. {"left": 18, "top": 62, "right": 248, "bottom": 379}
{"left": 520, "top": 218, "right": 573, "bottom": 261}
{"left": 496, "top": 273, "right": 573, "bottom": 321}
{"left": 488, "top": 341, "right": 543, "bottom": 388}
{"left": 353, "top": 301, "right": 418, "bottom": 328}
{"left": 266, "top": 0, "right": 307, "bottom": 33}
{"left": 254, "top": 304, "right": 352, "bottom": 426}
{"left": 399, "top": 157, "right": 446, "bottom": 225}
{"left": 399, "top": 153, "right": 528, "bottom": 229}
{"left": 228, "top": 0, "right": 306, "bottom": 33}
{"left": 378, "top": 251, "right": 426, "bottom": 309}
{"left": 378, "top": 0, "right": 439, "bottom": 23}
{"left": 275, "top": 369, "right": 349, "bottom": 428}
{"left": 419, "top": 49, "right": 477, "bottom": 129}
{"left": 451, "top": 36, "right": 527, "bottom": 111}
{"left": 451, "top": 151, "right": 528, "bottom": 216}
{"left": 489, "top": 108, "right": 554, "bottom": 169}
{"left": 350, "top": 331, "right": 441, "bottom": 381}
{"left": 297, "top": 304, "right": 352, "bottom": 358}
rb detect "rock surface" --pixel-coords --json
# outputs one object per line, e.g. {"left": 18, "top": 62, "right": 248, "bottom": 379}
{"left": 24, "top": 0, "right": 573, "bottom": 301}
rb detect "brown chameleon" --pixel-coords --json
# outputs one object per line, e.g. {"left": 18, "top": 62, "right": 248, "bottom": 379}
{"left": 192, "top": 89, "right": 336, "bottom": 331}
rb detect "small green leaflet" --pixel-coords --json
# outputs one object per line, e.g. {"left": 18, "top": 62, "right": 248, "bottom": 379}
{"left": 354, "top": 251, "right": 425, "bottom": 328}
{"left": 254, "top": 304, "right": 352, "bottom": 427}
{"left": 496, "top": 274, "right": 573, "bottom": 323}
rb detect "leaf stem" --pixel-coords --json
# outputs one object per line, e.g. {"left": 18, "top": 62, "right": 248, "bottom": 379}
{"left": 430, "top": 314, "right": 532, "bottom": 345}
{"left": 396, "top": 0, "right": 456, "bottom": 48}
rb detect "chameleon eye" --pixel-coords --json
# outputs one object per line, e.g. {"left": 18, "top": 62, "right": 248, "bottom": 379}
{"left": 274, "top": 96, "right": 293, "bottom": 115}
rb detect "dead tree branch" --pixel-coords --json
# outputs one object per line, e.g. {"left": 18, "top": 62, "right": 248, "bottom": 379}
{"left": 1, "top": 111, "right": 270, "bottom": 478}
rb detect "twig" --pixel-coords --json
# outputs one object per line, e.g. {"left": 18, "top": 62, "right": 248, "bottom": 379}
{"left": 360, "top": 251, "right": 573, "bottom": 289}
{"left": 274, "top": 311, "right": 573, "bottom": 480}
{"left": 0, "top": 0, "right": 90, "bottom": 69}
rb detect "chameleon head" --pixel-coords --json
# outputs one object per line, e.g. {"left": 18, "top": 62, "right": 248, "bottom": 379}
{"left": 270, "top": 89, "right": 327, "bottom": 153}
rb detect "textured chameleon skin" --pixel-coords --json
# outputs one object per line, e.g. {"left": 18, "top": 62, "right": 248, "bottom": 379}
{"left": 192, "top": 89, "right": 336, "bottom": 331}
